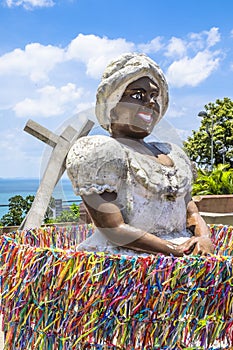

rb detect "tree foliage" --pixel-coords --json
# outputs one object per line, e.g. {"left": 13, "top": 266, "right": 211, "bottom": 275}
{"left": 192, "top": 164, "right": 233, "bottom": 195}
{"left": 55, "top": 203, "right": 80, "bottom": 223}
{"left": 0, "top": 195, "right": 35, "bottom": 226}
{"left": 0, "top": 195, "right": 80, "bottom": 226}
{"left": 1, "top": 195, "right": 56, "bottom": 226}
{"left": 184, "top": 98, "right": 233, "bottom": 168}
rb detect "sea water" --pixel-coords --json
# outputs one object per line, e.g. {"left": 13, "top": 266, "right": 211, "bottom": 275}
{"left": 0, "top": 178, "right": 79, "bottom": 219}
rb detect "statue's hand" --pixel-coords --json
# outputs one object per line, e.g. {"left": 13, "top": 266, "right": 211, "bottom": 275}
{"left": 191, "top": 236, "right": 214, "bottom": 256}
{"left": 176, "top": 236, "right": 214, "bottom": 256}
{"left": 175, "top": 236, "right": 198, "bottom": 256}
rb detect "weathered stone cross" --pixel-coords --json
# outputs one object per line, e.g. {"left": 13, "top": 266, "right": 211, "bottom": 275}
{"left": 20, "top": 118, "right": 94, "bottom": 230}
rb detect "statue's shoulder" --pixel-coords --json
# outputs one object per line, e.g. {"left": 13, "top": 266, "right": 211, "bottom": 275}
{"left": 66, "top": 135, "right": 127, "bottom": 196}
{"left": 68, "top": 135, "right": 125, "bottom": 160}
{"left": 66, "top": 135, "right": 126, "bottom": 174}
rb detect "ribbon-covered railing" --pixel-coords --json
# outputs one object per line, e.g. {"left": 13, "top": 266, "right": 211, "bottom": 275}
{"left": 0, "top": 224, "right": 233, "bottom": 350}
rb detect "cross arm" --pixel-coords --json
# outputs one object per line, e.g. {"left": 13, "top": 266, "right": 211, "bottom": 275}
{"left": 24, "top": 119, "right": 59, "bottom": 148}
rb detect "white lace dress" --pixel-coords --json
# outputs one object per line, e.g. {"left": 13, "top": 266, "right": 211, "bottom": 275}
{"left": 66, "top": 135, "right": 193, "bottom": 256}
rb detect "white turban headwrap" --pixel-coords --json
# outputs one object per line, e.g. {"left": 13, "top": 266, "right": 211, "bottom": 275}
{"left": 95, "top": 52, "right": 169, "bottom": 131}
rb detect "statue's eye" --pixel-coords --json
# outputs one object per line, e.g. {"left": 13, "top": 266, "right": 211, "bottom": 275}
{"left": 151, "top": 93, "right": 158, "bottom": 102}
{"left": 131, "top": 92, "right": 143, "bottom": 100}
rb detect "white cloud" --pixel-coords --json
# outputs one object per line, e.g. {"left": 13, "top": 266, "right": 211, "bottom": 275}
{"left": 137, "top": 37, "right": 164, "bottom": 54}
{"left": 206, "top": 27, "right": 221, "bottom": 47}
{"left": 0, "top": 34, "right": 136, "bottom": 83}
{"left": 188, "top": 27, "right": 220, "bottom": 50}
{"left": 66, "top": 34, "right": 135, "bottom": 79}
{"left": 0, "top": 32, "right": 223, "bottom": 120}
{"left": 0, "top": 34, "right": 138, "bottom": 121}
{"left": 5, "top": 0, "right": 54, "bottom": 10}
{"left": 165, "top": 37, "right": 187, "bottom": 58}
{"left": 166, "top": 50, "right": 220, "bottom": 87}
{"left": 163, "top": 28, "right": 222, "bottom": 87}
{"left": 0, "top": 43, "right": 64, "bottom": 82}
{"left": 14, "top": 83, "right": 83, "bottom": 117}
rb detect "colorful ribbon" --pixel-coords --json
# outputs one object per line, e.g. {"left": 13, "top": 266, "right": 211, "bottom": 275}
{"left": 0, "top": 224, "right": 232, "bottom": 349}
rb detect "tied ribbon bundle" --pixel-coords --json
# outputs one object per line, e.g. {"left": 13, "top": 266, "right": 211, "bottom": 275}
{"left": 0, "top": 224, "right": 94, "bottom": 249}
{"left": 0, "top": 224, "right": 232, "bottom": 350}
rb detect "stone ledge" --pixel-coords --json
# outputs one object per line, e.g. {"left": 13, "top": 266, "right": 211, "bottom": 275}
{"left": 199, "top": 211, "right": 233, "bottom": 225}
{"left": 193, "top": 194, "right": 233, "bottom": 213}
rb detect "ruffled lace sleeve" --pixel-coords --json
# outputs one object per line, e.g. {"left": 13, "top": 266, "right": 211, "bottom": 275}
{"left": 66, "top": 135, "right": 127, "bottom": 196}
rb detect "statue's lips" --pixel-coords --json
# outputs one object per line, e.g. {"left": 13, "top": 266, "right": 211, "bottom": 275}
{"left": 136, "top": 111, "right": 153, "bottom": 124}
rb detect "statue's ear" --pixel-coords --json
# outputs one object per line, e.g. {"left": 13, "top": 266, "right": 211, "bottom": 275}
{"left": 109, "top": 107, "right": 118, "bottom": 135}
{"left": 110, "top": 106, "right": 118, "bottom": 122}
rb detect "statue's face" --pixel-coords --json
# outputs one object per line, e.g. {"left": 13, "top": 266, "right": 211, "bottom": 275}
{"left": 110, "top": 77, "right": 160, "bottom": 138}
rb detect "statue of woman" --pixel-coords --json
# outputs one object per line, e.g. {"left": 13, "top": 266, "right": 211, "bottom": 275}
{"left": 66, "top": 53, "right": 214, "bottom": 257}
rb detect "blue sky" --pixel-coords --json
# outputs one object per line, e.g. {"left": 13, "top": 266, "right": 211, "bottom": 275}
{"left": 1, "top": 0, "right": 233, "bottom": 178}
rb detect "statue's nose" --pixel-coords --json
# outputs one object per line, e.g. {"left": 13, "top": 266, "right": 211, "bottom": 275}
{"left": 144, "top": 93, "right": 155, "bottom": 104}
{"left": 144, "top": 97, "right": 160, "bottom": 114}
{"left": 144, "top": 96, "right": 156, "bottom": 108}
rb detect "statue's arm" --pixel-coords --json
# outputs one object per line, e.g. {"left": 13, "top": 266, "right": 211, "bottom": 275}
{"left": 186, "top": 197, "right": 214, "bottom": 255}
{"left": 82, "top": 192, "right": 199, "bottom": 257}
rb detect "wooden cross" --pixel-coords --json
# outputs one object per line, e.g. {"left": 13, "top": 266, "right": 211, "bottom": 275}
{"left": 20, "top": 118, "right": 94, "bottom": 230}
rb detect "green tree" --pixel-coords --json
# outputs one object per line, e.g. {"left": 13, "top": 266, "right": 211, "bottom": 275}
{"left": 0, "top": 195, "right": 35, "bottom": 226}
{"left": 1, "top": 195, "right": 56, "bottom": 226}
{"left": 192, "top": 164, "right": 233, "bottom": 195}
{"left": 55, "top": 203, "right": 80, "bottom": 223}
{"left": 184, "top": 98, "right": 233, "bottom": 168}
